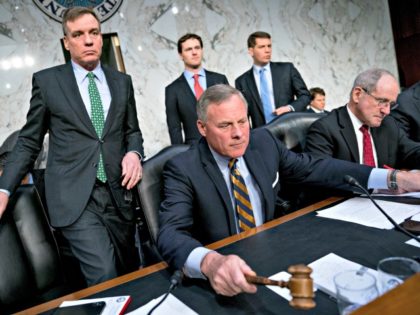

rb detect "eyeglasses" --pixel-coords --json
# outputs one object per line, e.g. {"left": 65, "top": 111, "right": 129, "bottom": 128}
{"left": 361, "top": 88, "right": 398, "bottom": 110}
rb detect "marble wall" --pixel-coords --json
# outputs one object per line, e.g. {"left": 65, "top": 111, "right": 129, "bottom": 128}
{"left": 0, "top": 0, "right": 397, "bottom": 157}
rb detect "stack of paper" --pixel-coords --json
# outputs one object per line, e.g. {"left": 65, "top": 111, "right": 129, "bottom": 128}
{"left": 126, "top": 293, "right": 198, "bottom": 315}
{"left": 59, "top": 296, "right": 131, "bottom": 315}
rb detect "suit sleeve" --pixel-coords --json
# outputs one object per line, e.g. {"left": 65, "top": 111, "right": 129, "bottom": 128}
{"left": 391, "top": 94, "right": 412, "bottom": 137}
{"left": 288, "top": 64, "right": 310, "bottom": 112}
{"left": 165, "top": 85, "right": 183, "bottom": 144}
{"left": 222, "top": 75, "right": 229, "bottom": 85}
{"left": 157, "top": 159, "right": 203, "bottom": 269}
{"left": 304, "top": 118, "right": 335, "bottom": 157}
{"left": 124, "top": 75, "right": 144, "bottom": 157}
{"left": 0, "top": 74, "right": 49, "bottom": 193}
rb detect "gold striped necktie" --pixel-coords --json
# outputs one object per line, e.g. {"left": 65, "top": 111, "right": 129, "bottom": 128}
{"left": 229, "top": 158, "right": 255, "bottom": 232}
{"left": 87, "top": 72, "right": 107, "bottom": 182}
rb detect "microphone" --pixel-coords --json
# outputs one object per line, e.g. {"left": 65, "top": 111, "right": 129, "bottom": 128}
{"left": 343, "top": 175, "right": 420, "bottom": 242}
{"left": 147, "top": 270, "right": 184, "bottom": 315}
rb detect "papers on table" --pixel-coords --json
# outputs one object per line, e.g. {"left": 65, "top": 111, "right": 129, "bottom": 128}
{"left": 126, "top": 293, "right": 198, "bottom": 315}
{"left": 316, "top": 197, "right": 420, "bottom": 229}
{"left": 406, "top": 238, "right": 420, "bottom": 248}
{"left": 59, "top": 296, "right": 131, "bottom": 315}
{"left": 308, "top": 253, "right": 378, "bottom": 298}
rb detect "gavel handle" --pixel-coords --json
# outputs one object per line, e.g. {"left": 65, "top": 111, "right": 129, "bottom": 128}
{"left": 245, "top": 275, "right": 287, "bottom": 287}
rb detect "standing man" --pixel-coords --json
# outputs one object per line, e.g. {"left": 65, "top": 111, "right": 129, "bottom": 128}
{"left": 165, "top": 33, "right": 229, "bottom": 144}
{"left": 235, "top": 31, "right": 310, "bottom": 127}
{"left": 157, "top": 84, "right": 420, "bottom": 297}
{"left": 0, "top": 7, "right": 144, "bottom": 286}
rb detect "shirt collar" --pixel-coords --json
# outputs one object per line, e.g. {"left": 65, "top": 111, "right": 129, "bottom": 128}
{"left": 208, "top": 146, "right": 244, "bottom": 170}
{"left": 183, "top": 68, "right": 205, "bottom": 79}
{"left": 253, "top": 63, "right": 270, "bottom": 75}
{"left": 346, "top": 104, "right": 365, "bottom": 130}
{"left": 71, "top": 60, "right": 105, "bottom": 85}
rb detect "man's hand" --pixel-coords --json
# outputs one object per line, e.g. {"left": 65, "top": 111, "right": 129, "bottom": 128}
{"left": 273, "top": 105, "right": 292, "bottom": 116}
{"left": 0, "top": 191, "right": 9, "bottom": 220}
{"left": 121, "top": 152, "right": 142, "bottom": 190}
{"left": 200, "top": 251, "right": 257, "bottom": 296}
{"left": 395, "top": 171, "right": 420, "bottom": 193}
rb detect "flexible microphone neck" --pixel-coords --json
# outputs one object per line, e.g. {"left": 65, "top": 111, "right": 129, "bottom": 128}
{"left": 344, "top": 175, "right": 420, "bottom": 242}
{"left": 147, "top": 270, "right": 184, "bottom": 315}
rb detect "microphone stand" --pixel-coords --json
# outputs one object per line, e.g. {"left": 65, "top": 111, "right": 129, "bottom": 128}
{"left": 147, "top": 270, "right": 183, "bottom": 315}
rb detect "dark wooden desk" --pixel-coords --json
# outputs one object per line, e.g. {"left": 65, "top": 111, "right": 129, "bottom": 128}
{"left": 17, "top": 197, "right": 420, "bottom": 315}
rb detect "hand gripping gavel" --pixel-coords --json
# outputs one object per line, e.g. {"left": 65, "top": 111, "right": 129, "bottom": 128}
{"left": 245, "top": 264, "right": 316, "bottom": 310}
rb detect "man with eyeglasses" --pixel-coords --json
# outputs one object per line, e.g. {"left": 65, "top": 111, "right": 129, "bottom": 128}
{"left": 297, "top": 69, "right": 420, "bottom": 205}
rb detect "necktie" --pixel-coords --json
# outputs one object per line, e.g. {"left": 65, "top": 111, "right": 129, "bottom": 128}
{"left": 87, "top": 72, "right": 107, "bottom": 182}
{"left": 259, "top": 68, "right": 275, "bottom": 123}
{"left": 359, "top": 125, "right": 376, "bottom": 167}
{"left": 193, "top": 74, "right": 203, "bottom": 100}
{"left": 229, "top": 159, "right": 255, "bottom": 232}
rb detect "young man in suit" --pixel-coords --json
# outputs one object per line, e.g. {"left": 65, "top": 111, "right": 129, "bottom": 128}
{"left": 165, "top": 33, "right": 229, "bottom": 144}
{"left": 305, "top": 87, "right": 329, "bottom": 113}
{"left": 391, "top": 80, "right": 420, "bottom": 141}
{"left": 157, "top": 84, "right": 420, "bottom": 296}
{"left": 0, "top": 7, "right": 144, "bottom": 286}
{"left": 235, "top": 31, "right": 310, "bottom": 127}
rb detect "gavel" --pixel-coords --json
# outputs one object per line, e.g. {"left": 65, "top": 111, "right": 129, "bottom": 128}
{"left": 245, "top": 264, "right": 316, "bottom": 310}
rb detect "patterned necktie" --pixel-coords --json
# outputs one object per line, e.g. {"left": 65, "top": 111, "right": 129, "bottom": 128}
{"left": 259, "top": 68, "right": 275, "bottom": 123}
{"left": 193, "top": 74, "right": 204, "bottom": 100}
{"left": 87, "top": 72, "right": 107, "bottom": 182}
{"left": 359, "top": 125, "right": 376, "bottom": 167}
{"left": 229, "top": 158, "right": 255, "bottom": 232}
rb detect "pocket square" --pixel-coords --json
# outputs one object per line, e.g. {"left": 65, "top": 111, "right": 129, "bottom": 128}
{"left": 272, "top": 172, "right": 279, "bottom": 188}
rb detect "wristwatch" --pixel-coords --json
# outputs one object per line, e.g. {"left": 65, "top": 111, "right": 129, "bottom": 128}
{"left": 388, "top": 170, "right": 399, "bottom": 191}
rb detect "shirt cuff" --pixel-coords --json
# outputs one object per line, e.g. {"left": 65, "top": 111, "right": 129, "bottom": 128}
{"left": 128, "top": 150, "right": 142, "bottom": 161}
{"left": 287, "top": 105, "right": 295, "bottom": 112}
{"left": 367, "top": 168, "right": 389, "bottom": 190}
{"left": 183, "top": 247, "right": 213, "bottom": 279}
{"left": 0, "top": 189, "right": 11, "bottom": 197}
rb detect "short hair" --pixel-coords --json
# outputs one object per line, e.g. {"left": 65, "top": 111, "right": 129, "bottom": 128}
{"left": 62, "top": 7, "right": 100, "bottom": 36}
{"left": 310, "top": 87, "right": 325, "bottom": 100}
{"left": 247, "top": 31, "right": 271, "bottom": 48}
{"left": 352, "top": 68, "right": 395, "bottom": 94}
{"left": 197, "top": 84, "right": 248, "bottom": 122}
{"left": 177, "top": 33, "right": 203, "bottom": 53}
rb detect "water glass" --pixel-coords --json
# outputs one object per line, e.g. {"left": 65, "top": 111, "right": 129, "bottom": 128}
{"left": 377, "top": 257, "right": 420, "bottom": 294}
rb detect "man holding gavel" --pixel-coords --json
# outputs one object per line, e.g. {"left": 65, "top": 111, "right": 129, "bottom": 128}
{"left": 157, "top": 84, "right": 420, "bottom": 296}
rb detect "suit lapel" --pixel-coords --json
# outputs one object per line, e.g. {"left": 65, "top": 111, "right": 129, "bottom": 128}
{"left": 102, "top": 67, "right": 118, "bottom": 137}
{"left": 371, "top": 127, "right": 388, "bottom": 167}
{"left": 270, "top": 62, "right": 282, "bottom": 107}
{"left": 179, "top": 74, "right": 197, "bottom": 106}
{"left": 56, "top": 63, "right": 96, "bottom": 134}
{"left": 338, "top": 107, "right": 360, "bottom": 163}
{"left": 199, "top": 141, "right": 237, "bottom": 234}
{"left": 245, "top": 68, "right": 264, "bottom": 115}
{"left": 244, "top": 144, "right": 275, "bottom": 222}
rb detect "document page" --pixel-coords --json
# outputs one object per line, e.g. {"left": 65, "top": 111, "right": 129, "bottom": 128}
{"left": 126, "top": 293, "right": 198, "bottom": 315}
{"left": 316, "top": 197, "right": 420, "bottom": 229}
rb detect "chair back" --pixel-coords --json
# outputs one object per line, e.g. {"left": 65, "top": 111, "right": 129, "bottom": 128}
{"left": 263, "top": 112, "right": 326, "bottom": 152}
{"left": 0, "top": 185, "right": 66, "bottom": 313}
{"left": 137, "top": 145, "right": 190, "bottom": 244}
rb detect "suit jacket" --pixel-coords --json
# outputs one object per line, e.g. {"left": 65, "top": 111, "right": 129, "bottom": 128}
{"left": 305, "top": 105, "right": 420, "bottom": 169}
{"left": 391, "top": 81, "right": 420, "bottom": 142}
{"left": 0, "top": 63, "right": 144, "bottom": 227}
{"left": 165, "top": 70, "right": 229, "bottom": 144}
{"left": 235, "top": 62, "right": 310, "bottom": 128}
{"left": 157, "top": 128, "right": 372, "bottom": 269}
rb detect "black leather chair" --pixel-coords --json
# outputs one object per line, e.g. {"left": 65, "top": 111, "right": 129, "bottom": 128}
{"left": 263, "top": 112, "right": 326, "bottom": 152}
{"left": 0, "top": 185, "right": 71, "bottom": 313}
{"left": 137, "top": 144, "right": 190, "bottom": 265}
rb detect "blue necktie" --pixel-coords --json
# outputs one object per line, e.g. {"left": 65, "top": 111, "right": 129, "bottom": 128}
{"left": 259, "top": 68, "right": 275, "bottom": 123}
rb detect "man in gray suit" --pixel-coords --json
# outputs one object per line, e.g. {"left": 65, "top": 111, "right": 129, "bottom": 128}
{"left": 0, "top": 7, "right": 144, "bottom": 286}
{"left": 235, "top": 31, "right": 310, "bottom": 127}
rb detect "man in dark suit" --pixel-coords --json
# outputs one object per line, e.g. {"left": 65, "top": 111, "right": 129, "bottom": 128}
{"left": 157, "top": 84, "right": 420, "bottom": 297}
{"left": 0, "top": 7, "right": 144, "bottom": 286}
{"left": 303, "top": 69, "right": 420, "bottom": 205}
{"left": 235, "top": 31, "right": 310, "bottom": 128}
{"left": 305, "top": 87, "right": 329, "bottom": 113}
{"left": 165, "top": 33, "right": 229, "bottom": 144}
{"left": 305, "top": 69, "right": 420, "bottom": 169}
{"left": 391, "top": 81, "right": 420, "bottom": 141}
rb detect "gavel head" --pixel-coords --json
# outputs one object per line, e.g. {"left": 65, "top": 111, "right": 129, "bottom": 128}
{"left": 287, "top": 264, "right": 316, "bottom": 310}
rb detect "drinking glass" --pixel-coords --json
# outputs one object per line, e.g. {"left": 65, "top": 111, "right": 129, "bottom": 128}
{"left": 377, "top": 257, "right": 420, "bottom": 294}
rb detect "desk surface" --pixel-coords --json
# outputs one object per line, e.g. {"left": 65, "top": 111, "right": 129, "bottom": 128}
{"left": 18, "top": 197, "right": 420, "bottom": 315}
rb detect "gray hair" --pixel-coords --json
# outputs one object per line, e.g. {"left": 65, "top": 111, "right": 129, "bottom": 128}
{"left": 351, "top": 68, "right": 396, "bottom": 96}
{"left": 197, "top": 84, "right": 248, "bottom": 122}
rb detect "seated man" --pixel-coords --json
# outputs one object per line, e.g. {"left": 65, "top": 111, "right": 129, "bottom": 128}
{"left": 305, "top": 87, "right": 329, "bottom": 113}
{"left": 391, "top": 80, "right": 420, "bottom": 142}
{"left": 305, "top": 69, "right": 420, "bottom": 169}
{"left": 157, "top": 84, "right": 420, "bottom": 296}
